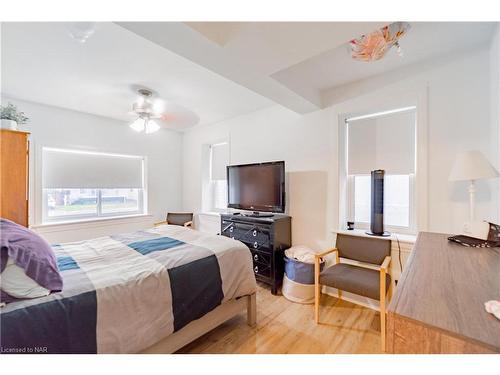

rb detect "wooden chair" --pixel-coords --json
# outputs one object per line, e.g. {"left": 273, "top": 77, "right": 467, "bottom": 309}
{"left": 314, "top": 233, "right": 392, "bottom": 351}
{"left": 154, "top": 212, "right": 193, "bottom": 228}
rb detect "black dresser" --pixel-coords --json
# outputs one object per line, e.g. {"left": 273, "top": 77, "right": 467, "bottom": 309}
{"left": 221, "top": 213, "right": 291, "bottom": 295}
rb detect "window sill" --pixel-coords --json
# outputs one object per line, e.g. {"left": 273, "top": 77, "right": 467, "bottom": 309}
{"left": 332, "top": 228, "right": 416, "bottom": 244}
{"left": 31, "top": 213, "right": 153, "bottom": 230}
{"left": 198, "top": 211, "right": 221, "bottom": 217}
{"left": 197, "top": 211, "right": 233, "bottom": 217}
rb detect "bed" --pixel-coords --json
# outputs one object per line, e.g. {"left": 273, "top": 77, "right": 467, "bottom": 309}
{"left": 0, "top": 224, "right": 257, "bottom": 354}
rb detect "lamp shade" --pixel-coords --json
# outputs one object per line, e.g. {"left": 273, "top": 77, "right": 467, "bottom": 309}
{"left": 448, "top": 150, "right": 500, "bottom": 181}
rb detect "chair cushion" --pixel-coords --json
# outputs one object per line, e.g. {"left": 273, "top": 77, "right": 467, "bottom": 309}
{"left": 319, "top": 263, "right": 391, "bottom": 301}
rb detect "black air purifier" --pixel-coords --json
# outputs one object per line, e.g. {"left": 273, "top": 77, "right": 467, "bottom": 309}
{"left": 366, "top": 169, "right": 390, "bottom": 237}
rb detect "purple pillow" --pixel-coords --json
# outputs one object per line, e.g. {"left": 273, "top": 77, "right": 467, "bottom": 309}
{"left": 0, "top": 218, "right": 63, "bottom": 303}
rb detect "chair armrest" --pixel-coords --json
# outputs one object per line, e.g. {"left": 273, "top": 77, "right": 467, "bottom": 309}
{"left": 183, "top": 221, "right": 193, "bottom": 227}
{"left": 154, "top": 220, "right": 169, "bottom": 227}
{"left": 314, "top": 248, "right": 338, "bottom": 259}
{"left": 380, "top": 256, "right": 391, "bottom": 272}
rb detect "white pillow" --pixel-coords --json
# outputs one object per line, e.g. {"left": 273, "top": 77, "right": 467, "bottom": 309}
{"left": 1, "top": 257, "right": 50, "bottom": 299}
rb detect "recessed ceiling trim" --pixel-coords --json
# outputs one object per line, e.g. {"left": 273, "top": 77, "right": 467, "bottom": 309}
{"left": 116, "top": 22, "right": 330, "bottom": 113}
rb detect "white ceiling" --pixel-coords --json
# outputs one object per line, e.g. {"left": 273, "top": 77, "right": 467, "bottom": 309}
{"left": 1, "top": 22, "right": 497, "bottom": 130}
{"left": 185, "top": 22, "right": 386, "bottom": 76}
{"left": 272, "top": 22, "right": 497, "bottom": 105}
{"left": 118, "top": 22, "right": 384, "bottom": 112}
{"left": 0, "top": 22, "right": 273, "bottom": 130}
{"left": 119, "top": 22, "right": 496, "bottom": 113}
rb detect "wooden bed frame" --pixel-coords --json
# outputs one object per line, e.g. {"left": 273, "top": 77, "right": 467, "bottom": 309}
{"left": 140, "top": 293, "right": 256, "bottom": 354}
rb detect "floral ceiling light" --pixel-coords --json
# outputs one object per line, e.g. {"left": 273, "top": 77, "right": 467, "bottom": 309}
{"left": 350, "top": 22, "right": 411, "bottom": 62}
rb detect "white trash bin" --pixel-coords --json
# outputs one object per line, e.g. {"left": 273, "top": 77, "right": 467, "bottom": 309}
{"left": 282, "top": 246, "right": 324, "bottom": 304}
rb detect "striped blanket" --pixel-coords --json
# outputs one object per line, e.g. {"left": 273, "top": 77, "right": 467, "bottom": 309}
{"left": 0, "top": 225, "right": 256, "bottom": 354}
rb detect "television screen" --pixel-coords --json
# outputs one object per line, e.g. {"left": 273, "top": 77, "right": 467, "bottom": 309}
{"left": 227, "top": 161, "right": 285, "bottom": 213}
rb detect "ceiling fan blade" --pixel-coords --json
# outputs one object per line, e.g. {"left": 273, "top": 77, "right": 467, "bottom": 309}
{"left": 152, "top": 100, "right": 200, "bottom": 129}
{"left": 158, "top": 109, "right": 200, "bottom": 128}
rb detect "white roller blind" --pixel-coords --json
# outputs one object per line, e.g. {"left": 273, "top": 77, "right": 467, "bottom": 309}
{"left": 211, "top": 143, "right": 229, "bottom": 181}
{"left": 43, "top": 148, "right": 144, "bottom": 189}
{"left": 347, "top": 109, "right": 415, "bottom": 175}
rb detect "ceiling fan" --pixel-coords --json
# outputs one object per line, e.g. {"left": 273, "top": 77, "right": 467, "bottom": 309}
{"left": 129, "top": 88, "right": 162, "bottom": 134}
{"left": 128, "top": 86, "right": 201, "bottom": 132}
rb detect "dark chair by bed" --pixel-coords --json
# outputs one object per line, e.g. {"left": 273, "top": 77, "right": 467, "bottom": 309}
{"left": 155, "top": 212, "right": 194, "bottom": 228}
{"left": 314, "top": 233, "right": 392, "bottom": 351}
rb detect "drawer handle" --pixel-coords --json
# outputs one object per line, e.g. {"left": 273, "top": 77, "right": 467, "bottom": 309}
{"left": 253, "top": 241, "right": 258, "bottom": 249}
{"left": 254, "top": 254, "right": 258, "bottom": 261}
{"left": 254, "top": 266, "right": 258, "bottom": 273}
{"left": 252, "top": 230, "right": 257, "bottom": 237}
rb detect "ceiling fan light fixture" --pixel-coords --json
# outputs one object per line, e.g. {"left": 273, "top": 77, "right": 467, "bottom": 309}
{"left": 133, "top": 99, "right": 153, "bottom": 115}
{"left": 145, "top": 119, "right": 160, "bottom": 134}
{"left": 130, "top": 117, "right": 146, "bottom": 132}
{"left": 129, "top": 87, "right": 162, "bottom": 134}
{"left": 350, "top": 22, "right": 410, "bottom": 62}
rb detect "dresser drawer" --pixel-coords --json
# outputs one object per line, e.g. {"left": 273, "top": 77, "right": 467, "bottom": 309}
{"left": 239, "top": 227, "right": 270, "bottom": 248}
{"left": 252, "top": 262, "right": 271, "bottom": 279}
{"left": 241, "top": 239, "right": 271, "bottom": 252}
{"left": 222, "top": 221, "right": 271, "bottom": 249}
{"left": 250, "top": 249, "right": 271, "bottom": 266}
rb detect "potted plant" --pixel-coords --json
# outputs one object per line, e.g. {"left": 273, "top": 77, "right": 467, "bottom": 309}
{"left": 1, "top": 103, "right": 29, "bottom": 130}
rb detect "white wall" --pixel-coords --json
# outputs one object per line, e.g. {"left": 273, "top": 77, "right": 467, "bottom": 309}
{"left": 3, "top": 45, "right": 497, "bottom": 246}
{"left": 1, "top": 96, "right": 183, "bottom": 240}
{"left": 422, "top": 48, "right": 498, "bottom": 230}
{"left": 182, "top": 47, "right": 498, "bottom": 249}
{"left": 332, "top": 48, "right": 497, "bottom": 233}
{"left": 183, "top": 105, "right": 337, "bottom": 250}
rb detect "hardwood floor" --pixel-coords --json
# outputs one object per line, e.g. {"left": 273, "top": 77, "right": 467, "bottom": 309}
{"left": 177, "top": 283, "right": 382, "bottom": 354}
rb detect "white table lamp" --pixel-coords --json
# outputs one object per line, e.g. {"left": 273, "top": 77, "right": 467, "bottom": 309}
{"left": 449, "top": 150, "right": 500, "bottom": 220}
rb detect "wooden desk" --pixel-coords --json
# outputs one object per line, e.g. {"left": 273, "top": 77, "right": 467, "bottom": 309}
{"left": 387, "top": 232, "right": 500, "bottom": 353}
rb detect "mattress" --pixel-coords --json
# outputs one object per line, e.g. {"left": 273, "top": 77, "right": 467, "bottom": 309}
{"left": 0, "top": 225, "right": 256, "bottom": 353}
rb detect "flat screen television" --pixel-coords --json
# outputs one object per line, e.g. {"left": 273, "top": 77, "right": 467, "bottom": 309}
{"left": 227, "top": 161, "right": 285, "bottom": 214}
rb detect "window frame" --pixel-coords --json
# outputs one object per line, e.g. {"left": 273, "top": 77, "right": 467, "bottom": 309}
{"left": 40, "top": 148, "right": 147, "bottom": 224}
{"left": 339, "top": 103, "right": 422, "bottom": 235}
{"left": 207, "top": 141, "right": 229, "bottom": 213}
{"left": 336, "top": 87, "right": 429, "bottom": 235}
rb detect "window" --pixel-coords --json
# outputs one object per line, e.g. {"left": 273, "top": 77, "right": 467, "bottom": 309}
{"left": 345, "top": 107, "right": 416, "bottom": 232}
{"left": 101, "top": 188, "right": 141, "bottom": 214}
{"left": 45, "top": 188, "right": 142, "bottom": 219}
{"left": 210, "top": 180, "right": 227, "bottom": 211}
{"left": 203, "top": 142, "right": 229, "bottom": 212}
{"left": 350, "top": 174, "right": 411, "bottom": 228}
{"left": 42, "top": 148, "right": 145, "bottom": 222}
{"left": 46, "top": 189, "right": 98, "bottom": 218}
